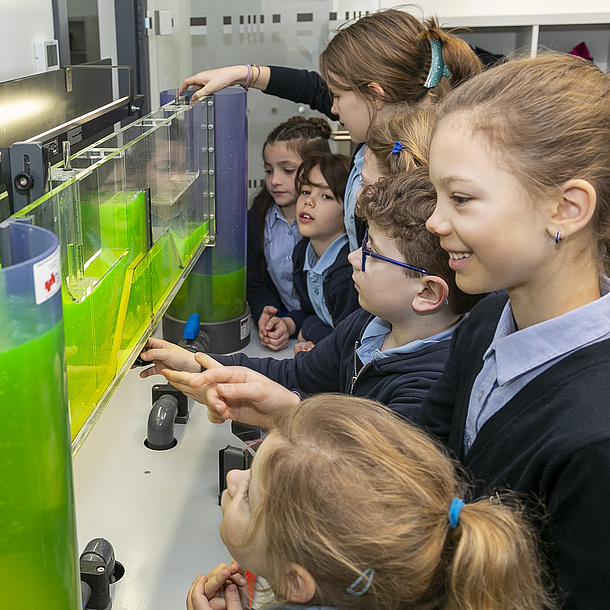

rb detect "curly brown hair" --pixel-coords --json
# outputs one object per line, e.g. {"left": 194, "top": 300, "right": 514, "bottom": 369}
{"left": 355, "top": 168, "right": 484, "bottom": 315}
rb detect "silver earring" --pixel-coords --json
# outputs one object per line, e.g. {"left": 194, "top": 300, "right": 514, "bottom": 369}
{"left": 555, "top": 231, "right": 562, "bottom": 244}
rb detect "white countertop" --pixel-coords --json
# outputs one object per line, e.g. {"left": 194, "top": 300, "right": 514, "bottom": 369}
{"left": 73, "top": 323, "right": 296, "bottom": 609}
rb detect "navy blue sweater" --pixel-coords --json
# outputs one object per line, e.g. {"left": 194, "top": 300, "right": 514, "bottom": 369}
{"left": 213, "top": 309, "right": 451, "bottom": 420}
{"left": 417, "top": 293, "right": 610, "bottom": 609}
{"left": 289, "top": 238, "right": 359, "bottom": 343}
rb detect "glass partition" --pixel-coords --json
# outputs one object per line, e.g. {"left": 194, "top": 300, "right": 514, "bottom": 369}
{"left": 1, "top": 98, "right": 214, "bottom": 450}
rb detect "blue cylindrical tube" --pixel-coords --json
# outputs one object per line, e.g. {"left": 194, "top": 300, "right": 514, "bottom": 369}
{"left": 0, "top": 221, "right": 80, "bottom": 610}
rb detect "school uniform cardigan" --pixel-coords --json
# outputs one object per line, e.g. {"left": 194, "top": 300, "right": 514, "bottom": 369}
{"left": 287, "top": 238, "right": 360, "bottom": 343}
{"left": 212, "top": 308, "right": 451, "bottom": 420}
{"left": 417, "top": 293, "right": 610, "bottom": 609}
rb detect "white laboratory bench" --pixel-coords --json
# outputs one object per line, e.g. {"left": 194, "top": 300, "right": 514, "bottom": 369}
{"left": 73, "top": 323, "right": 296, "bottom": 610}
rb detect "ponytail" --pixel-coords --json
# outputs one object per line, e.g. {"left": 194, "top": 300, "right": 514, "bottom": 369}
{"left": 250, "top": 395, "right": 553, "bottom": 610}
{"left": 319, "top": 9, "right": 482, "bottom": 107}
{"left": 446, "top": 497, "right": 554, "bottom": 610}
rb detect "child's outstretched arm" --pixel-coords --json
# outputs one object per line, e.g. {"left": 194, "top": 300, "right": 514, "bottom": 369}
{"left": 163, "top": 353, "right": 300, "bottom": 426}
{"left": 186, "top": 561, "right": 248, "bottom": 610}
{"left": 138, "top": 337, "right": 201, "bottom": 378}
{"left": 179, "top": 66, "right": 271, "bottom": 102}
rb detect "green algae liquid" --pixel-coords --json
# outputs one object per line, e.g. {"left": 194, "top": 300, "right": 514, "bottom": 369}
{"left": 167, "top": 254, "right": 246, "bottom": 323}
{"left": 0, "top": 320, "right": 80, "bottom": 610}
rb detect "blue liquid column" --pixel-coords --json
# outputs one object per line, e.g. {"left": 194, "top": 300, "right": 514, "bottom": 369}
{"left": 0, "top": 221, "right": 80, "bottom": 610}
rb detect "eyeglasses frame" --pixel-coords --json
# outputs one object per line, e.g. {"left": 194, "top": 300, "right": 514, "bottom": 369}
{"left": 361, "top": 228, "right": 431, "bottom": 275}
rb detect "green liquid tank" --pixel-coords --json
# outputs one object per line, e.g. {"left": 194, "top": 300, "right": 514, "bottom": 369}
{"left": 0, "top": 221, "right": 80, "bottom": 609}
{"left": 164, "top": 88, "right": 249, "bottom": 353}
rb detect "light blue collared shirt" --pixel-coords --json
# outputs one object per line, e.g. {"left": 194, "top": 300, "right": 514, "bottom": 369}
{"left": 356, "top": 316, "right": 460, "bottom": 366}
{"left": 464, "top": 278, "right": 610, "bottom": 454}
{"left": 344, "top": 146, "right": 365, "bottom": 252}
{"left": 302, "top": 234, "right": 348, "bottom": 326}
{"left": 264, "top": 204, "right": 302, "bottom": 311}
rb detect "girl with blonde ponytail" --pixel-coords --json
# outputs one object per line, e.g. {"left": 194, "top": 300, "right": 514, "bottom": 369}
{"left": 187, "top": 395, "right": 553, "bottom": 610}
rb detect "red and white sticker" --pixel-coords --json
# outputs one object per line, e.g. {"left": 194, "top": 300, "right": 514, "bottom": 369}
{"left": 33, "top": 246, "right": 61, "bottom": 305}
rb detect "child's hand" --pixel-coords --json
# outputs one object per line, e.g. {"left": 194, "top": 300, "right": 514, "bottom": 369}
{"left": 138, "top": 337, "right": 201, "bottom": 379}
{"left": 180, "top": 353, "right": 301, "bottom": 426}
{"left": 204, "top": 562, "right": 248, "bottom": 607}
{"left": 294, "top": 340, "right": 315, "bottom": 354}
{"left": 186, "top": 566, "right": 247, "bottom": 610}
{"left": 263, "top": 316, "right": 291, "bottom": 350}
{"left": 258, "top": 306, "right": 278, "bottom": 343}
{"left": 160, "top": 353, "right": 226, "bottom": 420}
{"left": 259, "top": 307, "right": 295, "bottom": 351}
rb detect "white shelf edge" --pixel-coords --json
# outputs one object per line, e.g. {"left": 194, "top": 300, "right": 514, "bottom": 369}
{"left": 440, "top": 13, "right": 610, "bottom": 28}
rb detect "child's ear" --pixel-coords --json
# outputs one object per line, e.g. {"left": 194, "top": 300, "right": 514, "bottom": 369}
{"left": 367, "top": 82, "right": 387, "bottom": 111}
{"left": 282, "top": 562, "right": 316, "bottom": 604}
{"left": 548, "top": 178, "right": 597, "bottom": 240}
{"left": 412, "top": 276, "right": 450, "bottom": 313}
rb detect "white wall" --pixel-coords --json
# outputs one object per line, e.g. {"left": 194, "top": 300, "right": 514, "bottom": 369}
{"left": 377, "top": 1, "right": 610, "bottom": 19}
{"left": 147, "top": 0, "right": 193, "bottom": 109}
{"left": 0, "top": 0, "right": 55, "bottom": 81}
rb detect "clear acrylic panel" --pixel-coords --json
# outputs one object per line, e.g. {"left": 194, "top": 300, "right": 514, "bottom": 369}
{"left": 8, "top": 98, "right": 213, "bottom": 449}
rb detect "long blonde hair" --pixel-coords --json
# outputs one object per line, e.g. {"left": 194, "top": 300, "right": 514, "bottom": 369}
{"left": 249, "top": 394, "right": 553, "bottom": 609}
{"left": 366, "top": 106, "right": 436, "bottom": 175}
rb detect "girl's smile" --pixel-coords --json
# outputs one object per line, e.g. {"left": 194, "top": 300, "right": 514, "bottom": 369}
{"left": 427, "top": 117, "right": 554, "bottom": 299}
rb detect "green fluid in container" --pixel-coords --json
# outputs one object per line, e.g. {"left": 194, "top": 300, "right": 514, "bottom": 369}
{"left": 0, "top": 320, "right": 80, "bottom": 609}
{"left": 168, "top": 264, "right": 246, "bottom": 322}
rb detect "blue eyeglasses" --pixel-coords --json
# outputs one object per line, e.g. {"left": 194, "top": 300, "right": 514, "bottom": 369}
{"left": 361, "top": 229, "right": 431, "bottom": 275}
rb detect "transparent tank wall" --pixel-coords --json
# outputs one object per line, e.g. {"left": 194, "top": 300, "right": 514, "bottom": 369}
{"left": 0, "top": 222, "right": 80, "bottom": 610}
{"left": 167, "top": 88, "right": 247, "bottom": 325}
{"left": 0, "top": 98, "right": 214, "bottom": 448}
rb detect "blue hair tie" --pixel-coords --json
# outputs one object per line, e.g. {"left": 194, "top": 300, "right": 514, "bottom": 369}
{"left": 391, "top": 141, "right": 405, "bottom": 154}
{"left": 346, "top": 568, "right": 375, "bottom": 596}
{"left": 448, "top": 497, "right": 465, "bottom": 530}
{"left": 424, "top": 39, "right": 451, "bottom": 88}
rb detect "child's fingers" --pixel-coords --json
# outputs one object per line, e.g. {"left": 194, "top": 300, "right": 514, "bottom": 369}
{"left": 195, "top": 352, "right": 224, "bottom": 369}
{"left": 186, "top": 574, "right": 208, "bottom": 610}
{"left": 162, "top": 369, "right": 198, "bottom": 385}
{"left": 224, "top": 585, "right": 244, "bottom": 610}
{"left": 206, "top": 405, "right": 229, "bottom": 424}
{"left": 205, "top": 565, "right": 233, "bottom": 598}
{"left": 139, "top": 365, "right": 159, "bottom": 379}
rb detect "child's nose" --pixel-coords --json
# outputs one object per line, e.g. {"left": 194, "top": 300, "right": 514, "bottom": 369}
{"left": 348, "top": 247, "right": 362, "bottom": 270}
{"left": 226, "top": 468, "right": 247, "bottom": 497}
{"left": 426, "top": 205, "right": 448, "bottom": 236}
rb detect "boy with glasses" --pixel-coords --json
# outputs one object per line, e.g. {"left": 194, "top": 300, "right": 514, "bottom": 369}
{"left": 141, "top": 169, "right": 483, "bottom": 420}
